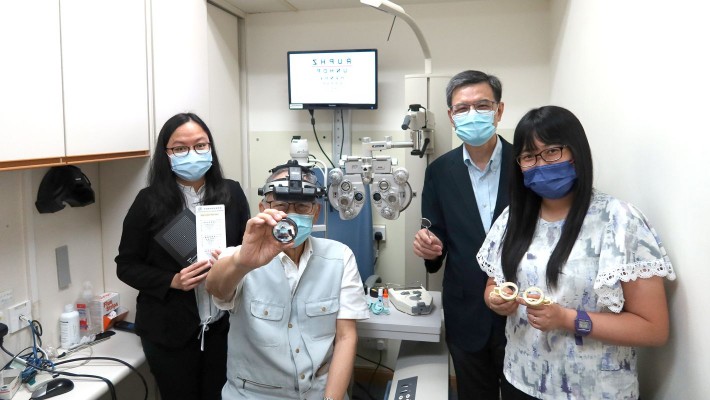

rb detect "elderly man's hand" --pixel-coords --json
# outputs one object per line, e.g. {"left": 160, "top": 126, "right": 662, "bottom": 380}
{"left": 234, "top": 209, "right": 293, "bottom": 270}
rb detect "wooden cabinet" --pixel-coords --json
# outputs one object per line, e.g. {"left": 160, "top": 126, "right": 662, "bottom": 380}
{"left": 0, "top": 0, "right": 150, "bottom": 171}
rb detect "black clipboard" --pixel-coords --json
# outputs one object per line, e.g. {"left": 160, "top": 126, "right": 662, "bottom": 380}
{"left": 154, "top": 208, "right": 197, "bottom": 267}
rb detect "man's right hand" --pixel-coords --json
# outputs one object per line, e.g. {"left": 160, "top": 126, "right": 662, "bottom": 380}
{"left": 413, "top": 228, "right": 443, "bottom": 260}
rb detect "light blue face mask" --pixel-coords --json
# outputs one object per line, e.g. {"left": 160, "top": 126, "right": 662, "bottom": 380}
{"left": 287, "top": 213, "right": 314, "bottom": 247}
{"left": 453, "top": 110, "right": 496, "bottom": 146}
{"left": 170, "top": 151, "right": 213, "bottom": 182}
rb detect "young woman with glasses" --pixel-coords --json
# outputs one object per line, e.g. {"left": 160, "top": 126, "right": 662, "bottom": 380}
{"left": 116, "top": 113, "right": 250, "bottom": 400}
{"left": 478, "top": 106, "right": 675, "bottom": 399}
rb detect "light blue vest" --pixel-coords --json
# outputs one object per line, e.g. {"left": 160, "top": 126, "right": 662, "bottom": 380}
{"left": 222, "top": 238, "right": 347, "bottom": 400}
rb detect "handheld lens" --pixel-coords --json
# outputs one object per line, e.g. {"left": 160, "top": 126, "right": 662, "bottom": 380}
{"left": 421, "top": 217, "right": 432, "bottom": 230}
{"left": 272, "top": 218, "right": 298, "bottom": 244}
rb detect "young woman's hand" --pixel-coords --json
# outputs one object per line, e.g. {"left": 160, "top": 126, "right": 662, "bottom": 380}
{"left": 485, "top": 279, "right": 519, "bottom": 316}
{"left": 523, "top": 302, "right": 571, "bottom": 332}
{"left": 171, "top": 259, "right": 212, "bottom": 291}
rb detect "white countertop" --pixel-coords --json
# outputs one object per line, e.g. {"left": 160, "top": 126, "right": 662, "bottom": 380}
{"left": 357, "top": 291, "right": 442, "bottom": 342}
{"left": 11, "top": 330, "right": 148, "bottom": 400}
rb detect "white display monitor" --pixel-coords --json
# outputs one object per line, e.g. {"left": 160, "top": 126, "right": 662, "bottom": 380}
{"left": 287, "top": 49, "right": 378, "bottom": 110}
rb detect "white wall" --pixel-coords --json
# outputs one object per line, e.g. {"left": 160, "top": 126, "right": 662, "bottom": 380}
{"left": 548, "top": 0, "right": 709, "bottom": 396}
{"left": 0, "top": 166, "right": 105, "bottom": 353}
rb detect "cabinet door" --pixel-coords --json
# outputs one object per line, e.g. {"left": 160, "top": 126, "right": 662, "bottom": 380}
{"left": 60, "top": 0, "right": 149, "bottom": 156}
{"left": 151, "top": 0, "right": 210, "bottom": 126}
{"left": 0, "top": 2, "right": 64, "bottom": 162}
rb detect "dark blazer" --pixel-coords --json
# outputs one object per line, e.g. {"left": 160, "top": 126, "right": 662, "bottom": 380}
{"left": 116, "top": 179, "right": 250, "bottom": 348}
{"left": 422, "top": 137, "right": 512, "bottom": 352}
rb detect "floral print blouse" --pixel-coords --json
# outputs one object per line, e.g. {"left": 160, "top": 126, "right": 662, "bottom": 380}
{"left": 477, "top": 190, "right": 676, "bottom": 399}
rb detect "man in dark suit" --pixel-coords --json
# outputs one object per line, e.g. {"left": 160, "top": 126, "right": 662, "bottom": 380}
{"left": 413, "top": 70, "right": 512, "bottom": 399}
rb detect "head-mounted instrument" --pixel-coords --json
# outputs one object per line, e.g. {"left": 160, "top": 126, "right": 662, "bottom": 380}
{"left": 258, "top": 159, "right": 326, "bottom": 202}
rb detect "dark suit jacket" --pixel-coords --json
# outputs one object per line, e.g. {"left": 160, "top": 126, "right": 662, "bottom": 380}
{"left": 116, "top": 180, "right": 250, "bottom": 348}
{"left": 422, "top": 137, "right": 512, "bottom": 352}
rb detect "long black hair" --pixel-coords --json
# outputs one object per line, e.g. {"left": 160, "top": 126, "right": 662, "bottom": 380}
{"left": 146, "top": 113, "right": 231, "bottom": 230}
{"left": 501, "top": 106, "right": 594, "bottom": 288}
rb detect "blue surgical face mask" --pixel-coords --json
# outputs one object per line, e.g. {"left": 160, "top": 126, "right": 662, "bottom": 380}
{"left": 453, "top": 110, "right": 496, "bottom": 146}
{"left": 170, "top": 151, "right": 213, "bottom": 182}
{"left": 287, "top": 213, "right": 314, "bottom": 247}
{"left": 523, "top": 161, "right": 577, "bottom": 199}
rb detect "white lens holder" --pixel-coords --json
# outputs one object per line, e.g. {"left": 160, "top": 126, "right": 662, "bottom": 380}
{"left": 489, "top": 282, "right": 554, "bottom": 305}
{"left": 521, "top": 287, "right": 554, "bottom": 306}
{"left": 490, "top": 282, "right": 519, "bottom": 301}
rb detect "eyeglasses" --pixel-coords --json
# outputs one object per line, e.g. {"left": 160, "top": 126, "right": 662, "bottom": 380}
{"left": 165, "top": 143, "right": 211, "bottom": 158}
{"left": 516, "top": 145, "right": 567, "bottom": 168}
{"left": 264, "top": 200, "right": 316, "bottom": 214}
{"left": 450, "top": 100, "right": 498, "bottom": 116}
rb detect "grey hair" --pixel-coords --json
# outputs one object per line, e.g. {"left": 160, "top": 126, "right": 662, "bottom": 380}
{"left": 445, "top": 70, "right": 502, "bottom": 108}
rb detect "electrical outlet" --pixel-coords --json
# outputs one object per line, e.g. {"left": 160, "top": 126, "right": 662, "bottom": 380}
{"left": 0, "top": 289, "right": 13, "bottom": 308}
{"left": 373, "top": 225, "right": 386, "bottom": 241}
{"left": 7, "top": 300, "right": 31, "bottom": 333}
{"left": 362, "top": 337, "right": 387, "bottom": 350}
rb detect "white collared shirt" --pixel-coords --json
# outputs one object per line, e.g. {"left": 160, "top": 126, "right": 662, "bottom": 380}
{"left": 462, "top": 136, "right": 503, "bottom": 233}
{"left": 177, "top": 182, "right": 205, "bottom": 213}
{"left": 177, "top": 183, "right": 224, "bottom": 346}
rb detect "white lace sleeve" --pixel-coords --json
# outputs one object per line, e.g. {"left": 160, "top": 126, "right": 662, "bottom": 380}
{"left": 476, "top": 207, "right": 510, "bottom": 284}
{"left": 594, "top": 200, "right": 676, "bottom": 313}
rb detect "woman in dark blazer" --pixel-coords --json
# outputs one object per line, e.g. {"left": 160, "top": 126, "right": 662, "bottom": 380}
{"left": 116, "top": 113, "right": 249, "bottom": 400}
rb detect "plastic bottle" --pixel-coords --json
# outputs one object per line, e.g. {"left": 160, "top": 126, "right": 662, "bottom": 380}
{"left": 383, "top": 288, "right": 390, "bottom": 309}
{"left": 369, "top": 287, "right": 379, "bottom": 304}
{"left": 59, "top": 304, "right": 80, "bottom": 349}
{"left": 76, "top": 281, "right": 94, "bottom": 336}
